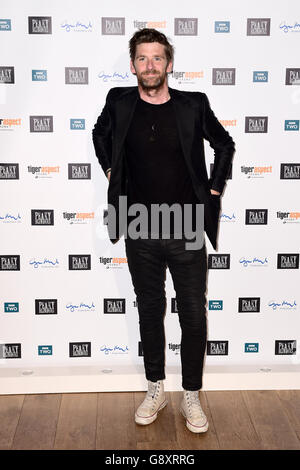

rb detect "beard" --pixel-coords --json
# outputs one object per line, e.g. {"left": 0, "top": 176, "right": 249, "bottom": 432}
{"left": 136, "top": 69, "right": 167, "bottom": 91}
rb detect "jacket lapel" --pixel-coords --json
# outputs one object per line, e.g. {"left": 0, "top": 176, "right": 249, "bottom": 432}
{"left": 169, "top": 87, "right": 208, "bottom": 205}
{"left": 114, "top": 87, "right": 139, "bottom": 159}
{"left": 169, "top": 87, "right": 195, "bottom": 167}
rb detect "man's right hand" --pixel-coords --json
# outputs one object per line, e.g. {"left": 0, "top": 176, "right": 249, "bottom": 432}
{"left": 107, "top": 170, "right": 111, "bottom": 181}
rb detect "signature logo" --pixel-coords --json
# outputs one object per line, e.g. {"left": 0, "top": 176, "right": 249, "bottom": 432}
{"left": 239, "top": 257, "right": 268, "bottom": 267}
{"left": 100, "top": 345, "right": 129, "bottom": 355}
{"left": 66, "top": 302, "right": 95, "bottom": 312}
{"left": 268, "top": 300, "right": 297, "bottom": 310}
{"left": 0, "top": 213, "right": 21, "bottom": 222}
{"left": 279, "top": 21, "right": 300, "bottom": 33}
{"left": 220, "top": 212, "right": 236, "bottom": 221}
{"left": 29, "top": 258, "right": 59, "bottom": 268}
{"left": 61, "top": 21, "right": 92, "bottom": 32}
{"left": 98, "top": 71, "right": 129, "bottom": 82}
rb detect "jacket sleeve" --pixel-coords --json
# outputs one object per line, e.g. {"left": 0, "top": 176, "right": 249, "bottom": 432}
{"left": 201, "top": 93, "right": 235, "bottom": 194}
{"left": 92, "top": 89, "right": 113, "bottom": 176}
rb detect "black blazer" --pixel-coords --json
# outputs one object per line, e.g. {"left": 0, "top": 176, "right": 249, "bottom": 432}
{"left": 92, "top": 86, "right": 235, "bottom": 250}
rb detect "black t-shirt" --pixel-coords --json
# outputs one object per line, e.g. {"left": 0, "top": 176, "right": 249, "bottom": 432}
{"left": 124, "top": 96, "right": 199, "bottom": 237}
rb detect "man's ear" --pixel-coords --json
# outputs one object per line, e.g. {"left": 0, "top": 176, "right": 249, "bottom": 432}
{"left": 166, "top": 61, "right": 173, "bottom": 74}
{"left": 130, "top": 60, "right": 136, "bottom": 75}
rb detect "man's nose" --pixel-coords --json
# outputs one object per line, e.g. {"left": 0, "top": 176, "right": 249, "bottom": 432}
{"left": 146, "top": 59, "right": 155, "bottom": 70}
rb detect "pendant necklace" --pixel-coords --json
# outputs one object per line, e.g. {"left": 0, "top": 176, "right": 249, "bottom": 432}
{"left": 150, "top": 124, "right": 156, "bottom": 142}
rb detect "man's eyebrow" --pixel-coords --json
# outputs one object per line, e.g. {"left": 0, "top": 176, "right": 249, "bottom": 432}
{"left": 136, "top": 54, "right": 164, "bottom": 58}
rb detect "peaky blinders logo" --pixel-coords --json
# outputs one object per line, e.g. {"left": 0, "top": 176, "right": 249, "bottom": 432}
{"left": 212, "top": 68, "right": 235, "bottom": 85}
{"left": 31, "top": 209, "right": 54, "bottom": 225}
{"left": 0, "top": 164, "right": 19, "bottom": 179}
{"left": 245, "top": 117, "right": 268, "bottom": 133}
{"left": 69, "top": 255, "right": 91, "bottom": 270}
{"left": 0, "top": 66, "right": 14, "bottom": 83}
{"left": 30, "top": 116, "right": 53, "bottom": 132}
{"left": 101, "top": 17, "right": 125, "bottom": 35}
{"left": 207, "top": 341, "right": 228, "bottom": 355}
{"left": 277, "top": 253, "right": 299, "bottom": 269}
{"left": 208, "top": 254, "right": 230, "bottom": 269}
{"left": 0, "top": 343, "right": 21, "bottom": 358}
{"left": 238, "top": 297, "right": 260, "bottom": 313}
{"left": 69, "top": 342, "right": 91, "bottom": 357}
{"left": 68, "top": 163, "right": 91, "bottom": 179}
{"left": 245, "top": 209, "right": 268, "bottom": 225}
{"left": 275, "top": 340, "right": 296, "bottom": 355}
{"left": 174, "top": 18, "right": 198, "bottom": 36}
{"left": 35, "top": 299, "right": 57, "bottom": 315}
{"left": 0, "top": 255, "right": 20, "bottom": 271}
{"left": 247, "top": 18, "right": 271, "bottom": 36}
{"left": 280, "top": 163, "right": 300, "bottom": 179}
{"left": 28, "top": 16, "right": 52, "bottom": 34}
{"left": 65, "top": 67, "right": 88, "bottom": 84}
{"left": 103, "top": 298, "right": 126, "bottom": 314}
{"left": 285, "top": 68, "right": 300, "bottom": 85}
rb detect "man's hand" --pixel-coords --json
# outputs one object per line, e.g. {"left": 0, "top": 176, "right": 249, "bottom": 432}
{"left": 210, "top": 189, "right": 220, "bottom": 196}
{"left": 106, "top": 170, "right": 111, "bottom": 181}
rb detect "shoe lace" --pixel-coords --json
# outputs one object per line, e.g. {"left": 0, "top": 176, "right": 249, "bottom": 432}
{"left": 145, "top": 381, "right": 160, "bottom": 405}
{"left": 185, "top": 391, "right": 205, "bottom": 417}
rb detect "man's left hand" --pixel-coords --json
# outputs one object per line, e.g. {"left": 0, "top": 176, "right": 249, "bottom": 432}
{"left": 210, "top": 189, "right": 221, "bottom": 196}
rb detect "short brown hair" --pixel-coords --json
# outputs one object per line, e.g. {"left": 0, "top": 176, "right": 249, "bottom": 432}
{"left": 129, "top": 28, "right": 174, "bottom": 64}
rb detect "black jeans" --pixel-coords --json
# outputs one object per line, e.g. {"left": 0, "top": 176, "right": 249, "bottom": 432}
{"left": 124, "top": 235, "right": 207, "bottom": 391}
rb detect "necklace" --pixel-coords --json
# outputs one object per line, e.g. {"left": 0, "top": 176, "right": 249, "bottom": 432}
{"left": 150, "top": 124, "right": 156, "bottom": 142}
{"left": 142, "top": 108, "right": 157, "bottom": 143}
{"left": 143, "top": 96, "right": 171, "bottom": 143}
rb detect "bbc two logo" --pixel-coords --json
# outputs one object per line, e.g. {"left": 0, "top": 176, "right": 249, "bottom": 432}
{"left": 0, "top": 19, "right": 11, "bottom": 31}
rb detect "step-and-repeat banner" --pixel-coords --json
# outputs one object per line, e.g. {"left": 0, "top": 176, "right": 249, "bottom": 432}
{"left": 1, "top": 0, "right": 299, "bottom": 374}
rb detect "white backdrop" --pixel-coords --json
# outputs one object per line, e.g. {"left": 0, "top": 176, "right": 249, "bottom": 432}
{"left": 1, "top": 0, "right": 300, "bottom": 391}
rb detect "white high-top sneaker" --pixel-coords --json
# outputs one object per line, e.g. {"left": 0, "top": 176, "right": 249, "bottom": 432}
{"left": 135, "top": 380, "right": 167, "bottom": 425}
{"left": 180, "top": 390, "right": 209, "bottom": 433}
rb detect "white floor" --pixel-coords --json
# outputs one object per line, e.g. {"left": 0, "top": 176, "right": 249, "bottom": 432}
{"left": 1, "top": 364, "right": 300, "bottom": 394}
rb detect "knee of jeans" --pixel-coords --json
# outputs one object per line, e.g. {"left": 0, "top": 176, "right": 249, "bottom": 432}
{"left": 176, "top": 296, "right": 206, "bottom": 315}
{"left": 136, "top": 295, "right": 166, "bottom": 316}
{"left": 178, "top": 311, "right": 206, "bottom": 330}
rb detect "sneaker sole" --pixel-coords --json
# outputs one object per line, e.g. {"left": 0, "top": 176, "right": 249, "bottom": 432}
{"left": 135, "top": 399, "right": 168, "bottom": 425}
{"left": 180, "top": 406, "right": 209, "bottom": 433}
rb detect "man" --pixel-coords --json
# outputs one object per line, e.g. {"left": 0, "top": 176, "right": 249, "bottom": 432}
{"left": 93, "top": 28, "right": 235, "bottom": 433}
